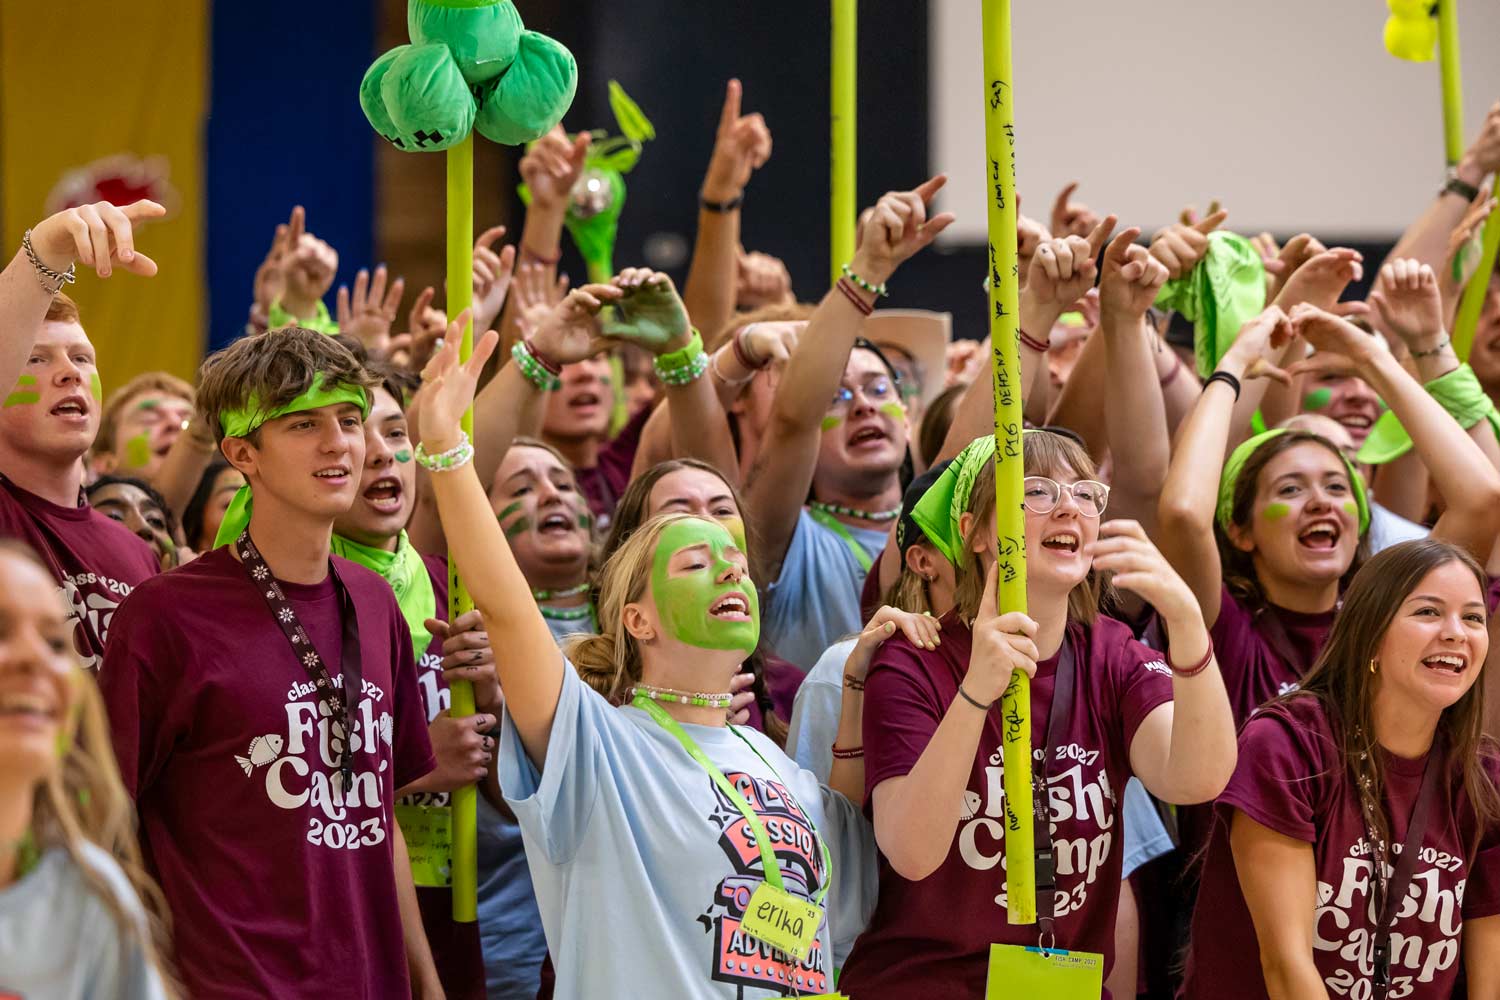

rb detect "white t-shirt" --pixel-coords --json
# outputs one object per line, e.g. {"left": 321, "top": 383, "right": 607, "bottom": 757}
{"left": 0, "top": 843, "right": 167, "bottom": 1000}
{"left": 786, "top": 638, "right": 859, "bottom": 783}
{"left": 499, "top": 660, "right": 877, "bottom": 998}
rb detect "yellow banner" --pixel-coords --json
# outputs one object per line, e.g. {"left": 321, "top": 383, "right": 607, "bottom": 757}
{"left": 1, "top": 2, "right": 207, "bottom": 390}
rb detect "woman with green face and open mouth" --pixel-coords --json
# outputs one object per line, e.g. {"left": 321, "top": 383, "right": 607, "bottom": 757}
{"left": 414, "top": 325, "right": 942, "bottom": 998}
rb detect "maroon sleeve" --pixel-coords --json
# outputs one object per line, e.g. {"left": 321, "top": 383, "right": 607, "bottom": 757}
{"left": 859, "top": 554, "right": 883, "bottom": 622}
{"left": 1107, "top": 627, "right": 1175, "bottom": 754}
{"left": 1463, "top": 751, "right": 1500, "bottom": 918}
{"left": 862, "top": 639, "right": 945, "bottom": 799}
{"left": 598, "top": 404, "right": 653, "bottom": 498}
{"left": 97, "top": 586, "right": 188, "bottom": 799}
{"left": 390, "top": 611, "right": 436, "bottom": 789}
{"left": 1210, "top": 585, "right": 1256, "bottom": 664}
{"left": 1215, "top": 704, "right": 1325, "bottom": 844}
{"left": 422, "top": 554, "right": 450, "bottom": 624}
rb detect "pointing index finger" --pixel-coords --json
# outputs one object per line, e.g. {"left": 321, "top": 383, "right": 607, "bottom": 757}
{"left": 720, "top": 78, "right": 742, "bottom": 131}
{"left": 1104, "top": 225, "right": 1140, "bottom": 262}
{"left": 1193, "top": 208, "right": 1229, "bottom": 235}
{"left": 474, "top": 225, "right": 507, "bottom": 252}
{"left": 1086, "top": 213, "right": 1119, "bottom": 257}
{"left": 1053, "top": 181, "right": 1079, "bottom": 220}
{"left": 913, "top": 173, "right": 949, "bottom": 205}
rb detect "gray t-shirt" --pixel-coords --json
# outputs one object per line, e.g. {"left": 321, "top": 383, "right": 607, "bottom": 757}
{"left": 763, "top": 510, "right": 888, "bottom": 671}
{"left": 0, "top": 843, "right": 167, "bottom": 1000}
{"left": 500, "top": 660, "right": 877, "bottom": 998}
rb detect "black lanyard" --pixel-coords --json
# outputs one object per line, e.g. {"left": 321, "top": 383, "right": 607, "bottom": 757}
{"left": 236, "top": 530, "right": 362, "bottom": 788}
{"left": 1368, "top": 749, "right": 1441, "bottom": 998}
{"left": 1032, "top": 625, "right": 1078, "bottom": 948}
{"left": 1254, "top": 605, "right": 1305, "bottom": 679}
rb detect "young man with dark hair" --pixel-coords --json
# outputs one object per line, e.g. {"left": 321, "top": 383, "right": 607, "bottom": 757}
{"left": 0, "top": 201, "right": 165, "bottom": 670}
{"left": 99, "top": 325, "right": 444, "bottom": 997}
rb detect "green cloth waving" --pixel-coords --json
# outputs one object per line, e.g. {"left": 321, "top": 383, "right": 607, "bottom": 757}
{"left": 331, "top": 531, "right": 436, "bottom": 664}
{"left": 1154, "top": 231, "right": 1267, "bottom": 379}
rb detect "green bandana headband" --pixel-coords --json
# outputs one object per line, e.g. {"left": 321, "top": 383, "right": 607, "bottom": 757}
{"left": 1154, "top": 231, "right": 1267, "bottom": 379}
{"left": 331, "top": 530, "right": 435, "bottom": 663}
{"left": 1357, "top": 363, "right": 1500, "bottom": 465}
{"left": 911, "top": 435, "right": 998, "bottom": 566}
{"left": 267, "top": 298, "right": 339, "bottom": 336}
{"left": 213, "top": 377, "right": 372, "bottom": 547}
{"left": 1217, "top": 428, "right": 1370, "bottom": 536}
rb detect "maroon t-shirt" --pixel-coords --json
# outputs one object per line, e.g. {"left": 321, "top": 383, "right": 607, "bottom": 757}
{"left": 838, "top": 612, "right": 1175, "bottom": 998}
{"left": 99, "top": 546, "right": 436, "bottom": 1000}
{"left": 1181, "top": 697, "right": 1500, "bottom": 999}
{"left": 0, "top": 475, "right": 157, "bottom": 671}
{"left": 573, "top": 405, "right": 651, "bottom": 527}
{"left": 406, "top": 554, "right": 485, "bottom": 1000}
{"left": 1212, "top": 585, "right": 1335, "bottom": 724}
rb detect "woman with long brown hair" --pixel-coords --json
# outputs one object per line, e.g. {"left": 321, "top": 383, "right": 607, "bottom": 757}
{"left": 0, "top": 540, "right": 175, "bottom": 997}
{"left": 1182, "top": 538, "right": 1500, "bottom": 998}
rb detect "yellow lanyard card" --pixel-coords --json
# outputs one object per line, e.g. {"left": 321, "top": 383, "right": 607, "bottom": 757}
{"left": 740, "top": 882, "right": 823, "bottom": 961}
{"left": 986, "top": 943, "right": 1103, "bottom": 999}
{"left": 395, "top": 802, "right": 452, "bottom": 888}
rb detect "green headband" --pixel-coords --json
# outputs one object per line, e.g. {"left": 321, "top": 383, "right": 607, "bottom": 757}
{"left": 910, "top": 434, "right": 998, "bottom": 566}
{"left": 1357, "top": 363, "right": 1500, "bottom": 466}
{"left": 1154, "top": 231, "right": 1267, "bottom": 379}
{"left": 212, "top": 377, "right": 372, "bottom": 548}
{"left": 1217, "top": 428, "right": 1370, "bottom": 536}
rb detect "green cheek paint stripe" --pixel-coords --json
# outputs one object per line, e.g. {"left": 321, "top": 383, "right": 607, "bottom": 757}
{"left": 821, "top": 415, "right": 843, "bottom": 433}
{"left": 1262, "top": 502, "right": 1291, "bottom": 522}
{"left": 89, "top": 373, "right": 103, "bottom": 402}
{"left": 503, "top": 517, "right": 531, "bottom": 539}
{"left": 1302, "top": 388, "right": 1332, "bottom": 411}
{"left": 1344, "top": 500, "right": 1359, "bottom": 517}
{"left": 879, "top": 402, "right": 906, "bottom": 420}
{"left": 3, "top": 391, "right": 39, "bottom": 408}
{"left": 394, "top": 449, "right": 412, "bottom": 463}
{"left": 125, "top": 433, "right": 152, "bottom": 467}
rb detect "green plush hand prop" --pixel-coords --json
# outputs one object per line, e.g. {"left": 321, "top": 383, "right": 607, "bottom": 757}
{"left": 360, "top": 0, "right": 577, "bottom": 152}
{"left": 599, "top": 271, "right": 690, "bottom": 355}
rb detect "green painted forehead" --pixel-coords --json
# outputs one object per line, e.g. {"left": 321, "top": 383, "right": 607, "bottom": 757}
{"left": 654, "top": 517, "right": 741, "bottom": 564}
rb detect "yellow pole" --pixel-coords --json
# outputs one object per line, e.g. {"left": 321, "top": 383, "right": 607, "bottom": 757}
{"left": 831, "top": 0, "right": 856, "bottom": 282}
{"left": 1439, "top": 0, "right": 1500, "bottom": 362}
{"left": 446, "top": 133, "right": 478, "bottom": 923}
{"left": 980, "top": 0, "right": 1034, "bottom": 924}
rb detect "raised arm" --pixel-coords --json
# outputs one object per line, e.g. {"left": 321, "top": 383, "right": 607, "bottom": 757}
{"left": 1159, "top": 307, "right": 1294, "bottom": 627}
{"left": 682, "top": 79, "right": 771, "bottom": 336}
{"left": 500, "top": 128, "right": 591, "bottom": 355}
{"left": 1385, "top": 101, "right": 1500, "bottom": 270}
{"left": 0, "top": 200, "right": 163, "bottom": 393}
{"left": 415, "top": 322, "right": 562, "bottom": 765}
{"left": 746, "top": 177, "right": 954, "bottom": 575}
{"left": 1289, "top": 304, "right": 1500, "bottom": 561}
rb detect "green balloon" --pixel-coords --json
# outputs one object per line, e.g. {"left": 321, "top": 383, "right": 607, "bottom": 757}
{"left": 474, "top": 31, "right": 577, "bottom": 146}
{"left": 380, "top": 43, "right": 476, "bottom": 152}
{"left": 407, "top": 0, "right": 523, "bottom": 86}
{"left": 358, "top": 46, "right": 407, "bottom": 145}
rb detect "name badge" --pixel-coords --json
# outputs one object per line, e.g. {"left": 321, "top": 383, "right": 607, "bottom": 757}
{"left": 739, "top": 882, "right": 823, "bottom": 961}
{"left": 986, "top": 943, "right": 1103, "bottom": 999}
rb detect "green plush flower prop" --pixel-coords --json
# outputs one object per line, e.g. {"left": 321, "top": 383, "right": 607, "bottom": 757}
{"left": 519, "top": 82, "right": 655, "bottom": 282}
{"left": 359, "top": 0, "right": 577, "bottom": 152}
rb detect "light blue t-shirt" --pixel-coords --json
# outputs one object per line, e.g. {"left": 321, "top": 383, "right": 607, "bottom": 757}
{"left": 1119, "top": 778, "right": 1174, "bottom": 879}
{"left": 763, "top": 510, "right": 888, "bottom": 671}
{"left": 0, "top": 843, "right": 167, "bottom": 1000}
{"left": 786, "top": 638, "right": 858, "bottom": 783}
{"left": 500, "top": 660, "right": 877, "bottom": 999}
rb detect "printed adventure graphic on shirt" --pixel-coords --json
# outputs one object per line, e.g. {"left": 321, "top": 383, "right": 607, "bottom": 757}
{"left": 237, "top": 671, "right": 396, "bottom": 851}
{"left": 1315, "top": 837, "right": 1466, "bottom": 996}
{"left": 60, "top": 571, "right": 134, "bottom": 670}
{"left": 957, "top": 741, "right": 1117, "bottom": 919}
{"left": 700, "top": 769, "right": 832, "bottom": 996}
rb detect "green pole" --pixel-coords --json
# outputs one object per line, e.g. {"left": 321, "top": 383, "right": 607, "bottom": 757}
{"left": 831, "top": 0, "right": 856, "bottom": 282}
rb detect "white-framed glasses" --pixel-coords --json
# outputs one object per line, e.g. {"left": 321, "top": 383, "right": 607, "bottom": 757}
{"left": 1022, "top": 476, "right": 1109, "bottom": 517}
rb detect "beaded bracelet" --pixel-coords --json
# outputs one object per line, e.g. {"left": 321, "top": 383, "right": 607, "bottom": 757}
{"left": 653, "top": 329, "right": 709, "bottom": 386}
{"left": 1019, "top": 329, "right": 1050, "bottom": 353}
{"left": 841, "top": 263, "right": 889, "bottom": 298}
{"left": 831, "top": 745, "right": 865, "bottom": 760}
{"left": 1168, "top": 638, "right": 1215, "bottom": 678}
{"left": 525, "top": 338, "right": 563, "bottom": 376}
{"left": 1411, "top": 334, "right": 1453, "bottom": 359}
{"left": 415, "top": 431, "right": 475, "bottom": 473}
{"left": 835, "top": 278, "right": 874, "bottom": 317}
{"left": 512, "top": 340, "right": 563, "bottom": 391}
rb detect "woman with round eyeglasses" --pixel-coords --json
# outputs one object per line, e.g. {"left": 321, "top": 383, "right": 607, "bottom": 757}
{"left": 837, "top": 430, "right": 1236, "bottom": 998}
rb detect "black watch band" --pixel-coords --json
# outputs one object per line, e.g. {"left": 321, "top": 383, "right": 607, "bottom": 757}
{"left": 700, "top": 193, "right": 744, "bottom": 214}
{"left": 1442, "top": 174, "right": 1481, "bottom": 203}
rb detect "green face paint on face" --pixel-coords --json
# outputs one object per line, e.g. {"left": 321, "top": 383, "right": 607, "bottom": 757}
{"left": 1302, "top": 388, "right": 1332, "bottom": 411}
{"left": 1262, "top": 502, "right": 1291, "bottom": 522}
{"left": 1344, "top": 500, "right": 1359, "bottom": 518}
{"left": 879, "top": 402, "right": 906, "bottom": 421}
{"left": 497, "top": 501, "right": 530, "bottom": 539}
{"left": 4, "top": 375, "right": 38, "bottom": 408}
{"left": 650, "top": 519, "right": 760, "bottom": 654}
{"left": 393, "top": 449, "right": 412, "bottom": 464}
{"left": 125, "top": 433, "right": 152, "bottom": 468}
{"left": 89, "top": 373, "right": 103, "bottom": 403}
{"left": 820, "top": 415, "right": 843, "bottom": 433}
{"left": 578, "top": 510, "right": 592, "bottom": 529}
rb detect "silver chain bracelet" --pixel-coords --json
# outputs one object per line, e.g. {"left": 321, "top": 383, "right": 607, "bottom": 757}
{"left": 22, "top": 229, "right": 76, "bottom": 295}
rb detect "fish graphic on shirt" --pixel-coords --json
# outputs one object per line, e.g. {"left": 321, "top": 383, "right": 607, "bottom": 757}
{"left": 378, "top": 712, "right": 393, "bottom": 747}
{"left": 235, "top": 734, "right": 285, "bottom": 775}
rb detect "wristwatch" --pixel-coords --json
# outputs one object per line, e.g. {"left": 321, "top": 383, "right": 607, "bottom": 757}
{"left": 1442, "top": 167, "right": 1481, "bottom": 203}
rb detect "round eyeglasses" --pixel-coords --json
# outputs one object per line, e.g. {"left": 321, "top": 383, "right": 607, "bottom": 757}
{"left": 1021, "top": 477, "right": 1109, "bottom": 517}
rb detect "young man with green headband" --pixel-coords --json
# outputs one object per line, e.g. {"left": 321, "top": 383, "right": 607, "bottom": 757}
{"left": 98, "top": 326, "right": 444, "bottom": 998}
{"left": 0, "top": 200, "right": 166, "bottom": 671}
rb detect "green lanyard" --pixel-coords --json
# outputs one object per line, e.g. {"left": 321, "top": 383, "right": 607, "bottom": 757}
{"left": 806, "top": 506, "right": 874, "bottom": 574}
{"left": 633, "top": 694, "right": 831, "bottom": 905}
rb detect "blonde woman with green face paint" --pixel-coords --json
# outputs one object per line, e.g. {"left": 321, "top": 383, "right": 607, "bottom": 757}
{"left": 417, "top": 329, "right": 918, "bottom": 999}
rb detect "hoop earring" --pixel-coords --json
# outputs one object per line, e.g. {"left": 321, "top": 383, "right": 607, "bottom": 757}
{"left": 1369, "top": 658, "right": 1378, "bottom": 674}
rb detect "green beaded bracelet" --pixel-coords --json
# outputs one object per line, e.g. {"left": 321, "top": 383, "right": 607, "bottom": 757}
{"left": 512, "top": 340, "right": 562, "bottom": 391}
{"left": 652, "top": 329, "right": 709, "bottom": 386}
{"left": 841, "top": 263, "right": 889, "bottom": 298}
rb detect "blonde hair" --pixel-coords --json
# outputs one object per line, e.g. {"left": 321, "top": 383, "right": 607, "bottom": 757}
{"left": 566, "top": 513, "right": 697, "bottom": 701}
{"left": 953, "top": 432, "right": 1106, "bottom": 625}
{"left": 93, "top": 371, "right": 195, "bottom": 460}
{"left": 0, "top": 542, "right": 178, "bottom": 995}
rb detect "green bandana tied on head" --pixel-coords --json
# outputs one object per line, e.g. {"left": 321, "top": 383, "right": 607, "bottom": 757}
{"left": 911, "top": 435, "right": 998, "bottom": 566}
{"left": 1357, "top": 363, "right": 1500, "bottom": 465}
{"left": 331, "top": 531, "right": 436, "bottom": 664}
{"left": 1217, "top": 428, "right": 1370, "bottom": 536}
{"left": 1154, "top": 231, "right": 1267, "bottom": 379}
{"left": 213, "top": 376, "right": 372, "bottom": 548}
{"left": 267, "top": 298, "right": 339, "bottom": 336}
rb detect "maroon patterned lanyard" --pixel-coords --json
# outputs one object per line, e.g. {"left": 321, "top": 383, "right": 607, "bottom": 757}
{"left": 236, "top": 530, "right": 362, "bottom": 787}
{"left": 1031, "top": 626, "right": 1078, "bottom": 949}
{"left": 1367, "top": 749, "right": 1440, "bottom": 999}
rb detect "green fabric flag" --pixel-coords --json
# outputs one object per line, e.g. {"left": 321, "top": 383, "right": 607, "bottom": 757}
{"left": 1154, "top": 232, "right": 1267, "bottom": 379}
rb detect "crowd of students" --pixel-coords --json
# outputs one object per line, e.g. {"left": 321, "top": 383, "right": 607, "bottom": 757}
{"left": 4, "top": 75, "right": 1500, "bottom": 1000}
